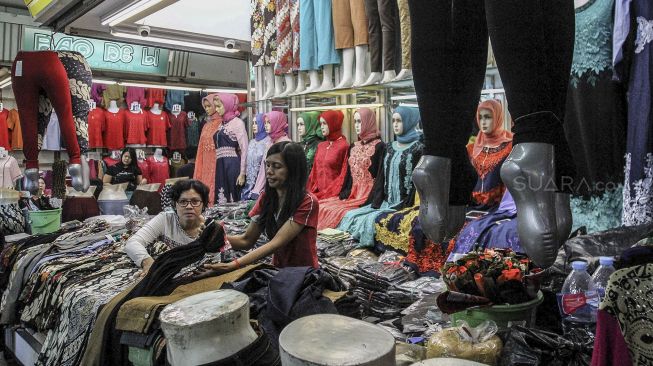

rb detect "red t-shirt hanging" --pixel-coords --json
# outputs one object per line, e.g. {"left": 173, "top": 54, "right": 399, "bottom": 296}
{"left": 249, "top": 191, "right": 319, "bottom": 268}
{"left": 0, "top": 109, "right": 11, "bottom": 150}
{"left": 103, "top": 109, "right": 126, "bottom": 150}
{"left": 146, "top": 111, "right": 170, "bottom": 146}
{"left": 168, "top": 111, "right": 189, "bottom": 151}
{"left": 125, "top": 111, "right": 148, "bottom": 145}
{"left": 146, "top": 156, "right": 170, "bottom": 186}
{"left": 88, "top": 108, "right": 106, "bottom": 148}
{"left": 137, "top": 159, "right": 152, "bottom": 183}
{"left": 145, "top": 88, "right": 166, "bottom": 108}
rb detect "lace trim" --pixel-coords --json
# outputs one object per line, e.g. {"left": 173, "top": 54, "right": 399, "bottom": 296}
{"left": 636, "top": 17, "right": 653, "bottom": 54}
{"left": 623, "top": 153, "right": 653, "bottom": 225}
{"left": 216, "top": 146, "right": 239, "bottom": 159}
{"left": 349, "top": 142, "right": 377, "bottom": 183}
{"left": 570, "top": 0, "right": 614, "bottom": 85}
{"left": 470, "top": 142, "right": 511, "bottom": 179}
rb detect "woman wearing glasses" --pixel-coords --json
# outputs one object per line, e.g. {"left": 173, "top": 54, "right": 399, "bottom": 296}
{"left": 204, "top": 141, "right": 319, "bottom": 274}
{"left": 125, "top": 179, "right": 209, "bottom": 275}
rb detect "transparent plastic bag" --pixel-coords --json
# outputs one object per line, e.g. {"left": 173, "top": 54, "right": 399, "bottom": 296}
{"left": 426, "top": 320, "right": 503, "bottom": 365}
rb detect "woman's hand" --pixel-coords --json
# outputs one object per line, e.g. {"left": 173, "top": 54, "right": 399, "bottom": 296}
{"left": 236, "top": 174, "right": 246, "bottom": 187}
{"left": 203, "top": 261, "right": 238, "bottom": 274}
{"left": 139, "top": 257, "right": 154, "bottom": 278}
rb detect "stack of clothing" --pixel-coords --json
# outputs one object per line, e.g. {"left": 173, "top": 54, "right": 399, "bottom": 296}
{"left": 321, "top": 249, "right": 378, "bottom": 289}
{"left": 353, "top": 262, "right": 417, "bottom": 319}
{"left": 317, "top": 229, "right": 355, "bottom": 257}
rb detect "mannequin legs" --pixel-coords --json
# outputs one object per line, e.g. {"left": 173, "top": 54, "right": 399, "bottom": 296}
{"left": 262, "top": 66, "right": 275, "bottom": 99}
{"left": 336, "top": 48, "right": 355, "bottom": 89}
{"left": 319, "top": 64, "right": 335, "bottom": 91}
{"left": 295, "top": 71, "right": 307, "bottom": 93}
{"left": 306, "top": 70, "right": 321, "bottom": 92}
{"left": 354, "top": 45, "right": 369, "bottom": 86}
{"left": 394, "top": 69, "right": 412, "bottom": 81}
{"left": 274, "top": 75, "right": 284, "bottom": 97}
{"left": 279, "top": 74, "right": 296, "bottom": 97}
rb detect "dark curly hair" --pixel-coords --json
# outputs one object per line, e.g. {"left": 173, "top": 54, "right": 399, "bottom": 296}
{"left": 170, "top": 179, "right": 210, "bottom": 208}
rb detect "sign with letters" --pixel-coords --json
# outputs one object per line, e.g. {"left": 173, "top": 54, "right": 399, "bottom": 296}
{"left": 22, "top": 27, "right": 169, "bottom": 75}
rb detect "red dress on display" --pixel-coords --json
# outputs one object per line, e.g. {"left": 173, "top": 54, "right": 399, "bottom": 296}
{"left": 146, "top": 156, "right": 170, "bottom": 186}
{"left": 103, "top": 109, "right": 126, "bottom": 150}
{"left": 137, "top": 159, "right": 152, "bottom": 183}
{"left": 0, "top": 109, "right": 11, "bottom": 150}
{"left": 317, "top": 139, "right": 385, "bottom": 230}
{"left": 168, "top": 111, "right": 188, "bottom": 151}
{"left": 103, "top": 156, "right": 120, "bottom": 168}
{"left": 87, "top": 108, "right": 105, "bottom": 148}
{"left": 146, "top": 111, "right": 170, "bottom": 146}
{"left": 145, "top": 89, "right": 166, "bottom": 108}
{"left": 307, "top": 110, "right": 349, "bottom": 200}
{"left": 125, "top": 111, "right": 148, "bottom": 145}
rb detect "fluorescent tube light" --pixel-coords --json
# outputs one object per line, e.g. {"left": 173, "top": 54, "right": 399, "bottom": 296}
{"left": 481, "top": 88, "right": 505, "bottom": 94}
{"left": 398, "top": 103, "right": 419, "bottom": 108}
{"left": 92, "top": 79, "right": 117, "bottom": 85}
{"left": 111, "top": 31, "right": 239, "bottom": 53}
{"left": 102, "top": 0, "right": 163, "bottom": 27}
{"left": 290, "top": 103, "right": 384, "bottom": 112}
{"left": 205, "top": 88, "right": 249, "bottom": 94}
{"left": 0, "top": 78, "right": 11, "bottom": 89}
{"left": 390, "top": 94, "right": 417, "bottom": 101}
{"left": 119, "top": 81, "right": 203, "bottom": 92}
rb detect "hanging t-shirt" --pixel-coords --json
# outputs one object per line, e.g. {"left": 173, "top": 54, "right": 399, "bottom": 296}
{"left": 103, "top": 85, "right": 126, "bottom": 108}
{"left": 164, "top": 90, "right": 188, "bottom": 111}
{"left": 146, "top": 88, "right": 166, "bottom": 108}
{"left": 168, "top": 111, "right": 188, "bottom": 151}
{"left": 88, "top": 108, "right": 106, "bottom": 148}
{"left": 145, "top": 156, "right": 170, "bottom": 186}
{"left": 103, "top": 109, "right": 126, "bottom": 150}
{"left": 106, "top": 164, "right": 142, "bottom": 192}
{"left": 0, "top": 109, "right": 11, "bottom": 150}
{"left": 169, "top": 158, "right": 187, "bottom": 178}
{"left": 0, "top": 155, "right": 21, "bottom": 188}
{"left": 7, "top": 109, "right": 22, "bottom": 150}
{"left": 184, "top": 92, "right": 205, "bottom": 116}
{"left": 146, "top": 111, "right": 170, "bottom": 146}
{"left": 42, "top": 113, "right": 62, "bottom": 151}
{"left": 137, "top": 159, "right": 152, "bottom": 183}
{"left": 91, "top": 84, "right": 106, "bottom": 106}
{"left": 126, "top": 87, "right": 147, "bottom": 107}
{"left": 249, "top": 191, "right": 319, "bottom": 268}
{"left": 126, "top": 111, "right": 148, "bottom": 145}
{"left": 185, "top": 117, "right": 202, "bottom": 148}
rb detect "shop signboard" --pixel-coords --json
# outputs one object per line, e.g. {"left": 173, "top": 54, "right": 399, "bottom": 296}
{"left": 22, "top": 27, "right": 169, "bottom": 75}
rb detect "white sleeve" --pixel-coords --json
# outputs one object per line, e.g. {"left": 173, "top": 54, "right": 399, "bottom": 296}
{"left": 124, "top": 212, "right": 166, "bottom": 267}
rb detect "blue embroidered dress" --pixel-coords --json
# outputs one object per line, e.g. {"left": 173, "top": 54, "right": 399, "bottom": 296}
{"left": 337, "top": 140, "right": 423, "bottom": 247}
{"left": 241, "top": 136, "right": 271, "bottom": 200}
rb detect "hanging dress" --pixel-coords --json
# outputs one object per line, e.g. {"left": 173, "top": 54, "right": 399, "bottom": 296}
{"left": 317, "top": 138, "right": 384, "bottom": 230}
{"left": 242, "top": 136, "right": 271, "bottom": 200}
{"left": 214, "top": 119, "right": 248, "bottom": 204}
{"left": 194, "top": 115, "right": 222, "bottom": 204}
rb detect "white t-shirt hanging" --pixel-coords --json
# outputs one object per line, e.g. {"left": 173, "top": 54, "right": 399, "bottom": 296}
{"left": 42, "top": 113, "right": 62, "bottom": 151}
{"left": 0, "top": 155, "right": 22, "bottom": 188}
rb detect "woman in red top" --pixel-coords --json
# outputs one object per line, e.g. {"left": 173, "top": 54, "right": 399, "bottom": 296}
{"left": 205, "top": 141, "right": 319, "bottom": 272}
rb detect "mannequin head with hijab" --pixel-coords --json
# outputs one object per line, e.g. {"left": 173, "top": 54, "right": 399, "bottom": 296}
{"left": 217, "top": 93, "right": 241, "bottom": 123}
{"left": 355, "top": 108, "right": 380, "bottom": 143}
{"left": 392, "top": 106, "right": 421, "bottom": 144}
{"left": 318, "top": 110, "right": 345, "bottom": 141}
{"left": 202, "top": 94, "right": 219, "bottom": 116}
{"left": 297, "top": 111, "right": 322, "bottom": 142}
{"left": 264, "top": 111, "right": 289, "bottom": 142}
{"left": 472, "top": 99, "right": 513, "bottom": 157}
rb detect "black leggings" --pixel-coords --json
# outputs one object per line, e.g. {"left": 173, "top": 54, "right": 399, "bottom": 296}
{"left": 409, "top": 0, "right": 576, "bottom": 204}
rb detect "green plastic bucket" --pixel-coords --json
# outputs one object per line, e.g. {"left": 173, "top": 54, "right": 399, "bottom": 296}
{"left": 450, "top": 291, "right": 544, "bottom": 329}
{"left": 29, "top": 208, "right": 62, "bottom": 234}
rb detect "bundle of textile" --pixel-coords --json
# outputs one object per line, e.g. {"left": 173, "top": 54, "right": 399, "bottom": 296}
{"left": 353, "top": 261, "right": 417, "bottom": 319}
{"left": 321, "top": 249, "right": 378, "bottom": 289}
{"left": 317, "top": 234, "right": 357, "bottom": 258}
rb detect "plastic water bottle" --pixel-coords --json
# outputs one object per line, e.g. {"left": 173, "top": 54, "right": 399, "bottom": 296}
{"left": 589, "top": 257, "right": 615, "bottom": 303}
{"left": 559, "top": 261, "right": 596, "bottom": 325}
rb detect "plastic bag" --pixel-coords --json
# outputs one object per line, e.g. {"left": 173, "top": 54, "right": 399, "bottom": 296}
{"left": 426, "top": 320, "right": 503, "bottom": 365}
{"left": 498, "top": 325, "right": 593, "bottom": 366}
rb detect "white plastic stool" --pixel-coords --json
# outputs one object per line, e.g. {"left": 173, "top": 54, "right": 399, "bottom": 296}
{"left": 279, "top": 314, "right": 396, "bottom": 366}
{"left": 159, "top": 289, "right": 257, "bottom": 366}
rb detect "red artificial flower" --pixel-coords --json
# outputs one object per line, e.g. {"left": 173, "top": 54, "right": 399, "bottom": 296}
{"left": 498, "top": 268, "right": 523, "bottom": 283}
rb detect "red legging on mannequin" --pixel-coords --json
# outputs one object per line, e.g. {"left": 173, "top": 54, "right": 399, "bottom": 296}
{"left": 11, "top": 51, "right": 81, "bottom": 169}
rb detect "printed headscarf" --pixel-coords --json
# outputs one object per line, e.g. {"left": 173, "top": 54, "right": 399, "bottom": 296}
{"left": 202, "top": 93, "right": 219, "bottom": 117}
{"left": 254, "top": 113, "right": 268, "bottom": 141}
{"left": 395, "top": 106, "right": 421, "bottom": 144}
{"left": 319, "top": 110, "right": 345, "bottom": 141}
{"left": 299, "top": 111, "right": 323, "bottom": 144}
{"left": 356, "top": 108, "right": 380, "bottom": 143}
{"left": 217, "top": 93, "right": 241, "bottom": 123}
{"left": 265, "top": 111, "right": 289, "bottom": 141}
{"left": 472, "top": 99, "right": 513, "bottom": 158}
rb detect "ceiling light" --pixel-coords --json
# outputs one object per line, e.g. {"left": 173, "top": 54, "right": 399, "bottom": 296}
{"left": 290, "top": 103, "right": 384, "bottom": 112}
{"left": 119, "top": 81, "right": 203, "bottom": 92}
{"left": 204, "top": 88, "right": 249, "bottom": 94}
{"left": 92, "top": 79, "right": 117, "bottom": 85}
{"left": 398, "top": 103, "right": 419, "bottom": 108}
{"left": 102, "top": 0, "right": 163, "bottom": 27}
{"left": 111, "top": 31, "right": 239, "bottom": 53}
{"left": 390, "top": 94, "right": 417, "bottom": 101}
{"left": 481, "top": 88, "right": 505, "bottom": 94}
{"left": 0, "top": 81, "right": 11, "bottom": 89}
{"left": 0, "top": 77, "right": 11, "bottom": 89}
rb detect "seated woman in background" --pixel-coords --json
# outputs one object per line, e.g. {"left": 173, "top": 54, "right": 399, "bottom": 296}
{"left": 102, "top": 148, "right": 146, "bottom": 197}
{"left": 125, "top": 179, "right": 208, "bottom": 275}
{"left": 205, "top": 141, "right": 319, "bottom": 273}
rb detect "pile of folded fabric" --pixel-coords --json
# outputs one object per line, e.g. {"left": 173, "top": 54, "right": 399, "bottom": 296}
{"left": 322, "top": 249, "right": 378, "bottom": 289}
{"left": 317, "top": 229, "right": 356, "bottom": 258}
{"left": 353, "top": 261, "right": 417, "bottom": 319}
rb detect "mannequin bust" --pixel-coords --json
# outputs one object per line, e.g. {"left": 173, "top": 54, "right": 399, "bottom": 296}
{"left": 0, "top": 102, "right": 3, "bottom": 111}
{"left": 297, "top": 117, "right": 306, "bottom": 138}
{"left": 0, "top": 147, "right": 7, "bottom": 159}
{"left": 188, "top": 111, "right": 196, "bottom": 120}
{"left": 171, "top": 104, "right": 182, "bottom": 117}
{"left": 136, "top": 149, "right": 146, "bottom": 161}
{"left": 172, "top": 151, "right": 182, "bottom": 163}
{"left": 107, "top": 100, "right": 120, "bottom": 113}
{"left": 392, "top": 113, "right": 408, "bottom": 147}
{"left": 111, "top": 150, "right": 121, "bottom": 160}
{"left": 150, "top": 103, "right": 162, "bottom": 115}
{"left": 88, "top": 100, "right": 96, "bottom": 110}
{"left": 160, "top": 290, "right": 258, "bottom": 366}
{"left": 153, "top": 148, "right": 164, "bottom": 162}
{"left": 130, "top": 102, "right": 141, "bottom": 113}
